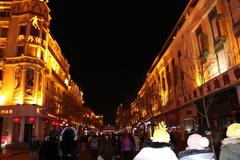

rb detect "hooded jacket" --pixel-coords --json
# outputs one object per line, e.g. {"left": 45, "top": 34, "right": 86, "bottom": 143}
{"left": 219, "top": 137, "right": 240, "bottom": 160}
{"left": 133, "top": 141, "right": 178, "bottom": 160}
{"left": 178, "top": 148, "right": 214, "bottom": 160}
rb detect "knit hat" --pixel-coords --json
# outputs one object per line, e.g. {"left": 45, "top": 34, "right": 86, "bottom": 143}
{"left": 226, "top": 123, "right": 240, "bottom": 138}
{"left": 151, "top": 121, "right": 170, "bottom": 143}
{"left": 187, "top": 134, "right": 209, "bottom": 150}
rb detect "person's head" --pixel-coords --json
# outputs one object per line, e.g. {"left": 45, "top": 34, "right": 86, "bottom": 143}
{"left": 104, "top": 135, "right": 109, "bottom": 140}
{"left": 187, "top": 134, "right": 209, "bottom": 150}
{"left": 49, "top": 129, "right": 58, "bottom": 141}
{"left": 60, "top": 127, "right": 78, "bottom": 142}
{"left": 226, "top": 123, "right": 240, "bottom": 138}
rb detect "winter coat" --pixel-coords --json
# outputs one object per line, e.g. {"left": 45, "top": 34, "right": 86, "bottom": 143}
{"left": 133, "top": 141, "right": 178, "bottom": 160}
{"left": 39, "top": 140, "right": 60, "bottom": 160}
{"left": 178, "top": 148, "right": 214, "bottom": 160}
{"left": 121, "top": 136, "right": 135, "bottom": 152}
{"left": 219, "top": 137, "right": 240, "bottom": 160}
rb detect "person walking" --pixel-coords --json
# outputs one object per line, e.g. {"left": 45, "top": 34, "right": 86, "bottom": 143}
{"left": 178, "top": 133, "right": 214, "bottom": 160}
{"left": 59, "top": 127, "right": 80, "bottom": 160}
{"left": 121, "top": 133, "right": 135, "bottom": 160}
{"left": 219, "top": 123, "right": 240, "bottom": 160}
{"left": 90, "top": 134, "right": 99, "bottom": 160}
{"left": 133, "top": 122, "right": 178, "bottom": 160}
{"left": 97, "top": 134, "right": 114, "bottom": 160}
{"left": 112, "top": 134, "right": 121, "bottom": 160}
{"left": 30, "top": 135, "right": 40, "bottom": 160}
{"left": 39, "top": 129, "right": 60, "bottom": 160}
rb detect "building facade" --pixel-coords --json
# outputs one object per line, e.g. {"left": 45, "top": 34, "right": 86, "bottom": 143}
{"left": 0, "top": 0, "right": 84, "bottom": 145}
{"left": 131, "top": 0, "right": 240, "bottom": 151}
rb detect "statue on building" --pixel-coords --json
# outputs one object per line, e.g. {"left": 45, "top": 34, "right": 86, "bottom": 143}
{"left": 30, "top": 16, "right": 43, "bottom": 30}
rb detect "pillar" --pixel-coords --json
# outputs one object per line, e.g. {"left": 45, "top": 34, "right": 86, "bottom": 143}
{"left": 19, "top": 117, "right": 25, "bottom": 142}
{"left": 34, "top": 117, "right": 39, "bottom": 139}
{"left": 8, "top": 118, "right": 13, "bottom": 144}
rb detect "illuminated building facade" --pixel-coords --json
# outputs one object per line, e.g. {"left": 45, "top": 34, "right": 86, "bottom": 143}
{"left": 131, "top": 0, "right": 240, "bottom": 148}
{"left": 0, "top": 0, "right": 84, "bottom": 144}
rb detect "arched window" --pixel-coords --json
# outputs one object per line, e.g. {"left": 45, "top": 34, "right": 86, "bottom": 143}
{"left": 25, "top": 68, "right": 35, "bottom": 95}
{"left": 14, "top": 68, "right": 21, "bottom": 92}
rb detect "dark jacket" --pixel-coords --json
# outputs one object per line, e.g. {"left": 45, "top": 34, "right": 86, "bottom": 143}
{"left": 219, "top": 137, "right": 240, "bottom": 160}
{"left": 39, "top": 140, "right": 60, "bottom": 160}
{"left": 178, "top": 148, "right": 214, "bottom": 160}
{"left": 30, "top": 139, "right": 40, "bottom": 151}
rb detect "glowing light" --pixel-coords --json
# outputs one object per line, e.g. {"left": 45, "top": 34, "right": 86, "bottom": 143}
{"left": 28, "top": 117, "right": 35, "bottom": 123}
{"left": 36, "top": 49, "right": 41, "bottom": 59}
{"left": 13, "top": 118, "right": 20, "bottom": 123}
{"left": 0, "top": 96, "right": 6, "bottom": 105}
{"left": 37, "top": 98, "right": 43, "bottom": 106}
{"left": 64, "top": 79, "right": 69, "bottom": 86}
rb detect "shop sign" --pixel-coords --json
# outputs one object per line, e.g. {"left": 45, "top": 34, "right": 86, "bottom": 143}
{"left": 179, "top": 65, "right": 240, "bottom": 106}
{"left": 0, "top": 109, "right": 13, "bottom": 114}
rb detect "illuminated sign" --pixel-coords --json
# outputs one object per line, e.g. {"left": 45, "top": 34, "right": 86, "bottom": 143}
{"left": 0, "top": 109, "right": 13, "bottom": 114}
{"left": 17, "top": 35, "right": 47, "bottom": 46}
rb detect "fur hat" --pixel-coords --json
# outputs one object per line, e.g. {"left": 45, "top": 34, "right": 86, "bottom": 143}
{"left": 151, "top": 121, "right": 170, "bottom": 143}
{"left": 226, "top": 123, "right": 240, "bottom": 138}
{"left": 187, "top": 134, "right": 209, "bottom": 150}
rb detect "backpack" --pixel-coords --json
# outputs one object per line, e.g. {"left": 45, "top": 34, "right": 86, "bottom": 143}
{"left": 90, "top": 138, "right": 98, "bottom": 149}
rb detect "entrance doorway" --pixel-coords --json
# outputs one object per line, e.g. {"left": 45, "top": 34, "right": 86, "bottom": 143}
{"left": 24, "top": 124, "right": 33, "bottom": 142}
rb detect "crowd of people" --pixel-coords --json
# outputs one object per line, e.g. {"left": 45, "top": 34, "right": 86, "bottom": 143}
{"left": 29, "top": 122, "right": 240, "bottom": 160}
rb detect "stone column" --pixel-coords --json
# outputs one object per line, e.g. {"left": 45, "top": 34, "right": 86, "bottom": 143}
{"left": 235, "top": 85, "right": 240, "bottom": 103}
{"left": 34, "top": 71, "right": 40, "bottom": 104}
{"left": 8, "top": 119, "right": 13, "bottom": 144}
{"left": 19, "top": 68, "right": 26, "bottom": 104}
{"left": 34, "top": 117, "right": 39, "bottom": 139}
{"left": 19, "top": 117, "right": 25, "bottom": 142}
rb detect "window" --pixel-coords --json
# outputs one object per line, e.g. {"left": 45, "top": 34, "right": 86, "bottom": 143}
{"left": 41, "top": 51, "right": 44, "bottom": 61}
{"left": 0, "top": 70, "right": 3, "bottom": 81}
{"left": 228, "top": 0, "right": 240, "bottom": 25}
{"left": 166, "top": 66, "right": 171, "bottom": 89}
{"left": 42, "top": 30, "right": 46, "bottom": 41}
{"left": 162, "top": 72, "right": 166, "bottom": 91}
{"left": 0, "top": 11, "right": 10, "bottom": 17}
{"left": 30, "top": 25, "right": 39, "bottom": 37}
{"left": 0, "top": 48, "right": 4, "bottom": 58}
{"left": 196, "top": 26, "right": 203, "bottom": 55}
{"left": 16, "top": 46, "right": 24, "bottom": 56}
{"left": 172, "top": 59, "right": 178, "bottom": 86}
{"left": 0, "top": 28, "right": 8, "bottom": 37}
{"left": 196, "top": 26, "right": 209, "bottom": 59}
{"left": 19, "top": 25, "right": 26, "bottom": 35}
{"left": 209, "top": 8, "right": 219, "bottom": 42}
{"left": 25, "top": 68, "right": 34, "bottom": 95}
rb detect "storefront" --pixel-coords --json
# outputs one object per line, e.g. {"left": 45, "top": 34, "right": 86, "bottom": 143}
{"left": 0, "top": 105, "right": 44, "bottom": 145}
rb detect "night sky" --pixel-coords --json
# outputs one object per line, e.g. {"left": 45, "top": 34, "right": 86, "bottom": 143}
{"left": 47, "top": 1, "right": 189, "bottom": 125}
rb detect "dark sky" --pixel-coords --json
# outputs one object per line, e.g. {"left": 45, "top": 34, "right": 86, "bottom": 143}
{"left": 47, "top": 1, "right": 189, "bottom": 125}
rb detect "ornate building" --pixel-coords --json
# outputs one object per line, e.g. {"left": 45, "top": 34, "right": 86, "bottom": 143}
{"left": 131, "top": 0, "right": 240, "bottom": 150}
{"left": 0, "top": 0, "right": 84, "bottom": 144}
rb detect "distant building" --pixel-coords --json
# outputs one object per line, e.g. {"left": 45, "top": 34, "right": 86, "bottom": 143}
{"left": 0, "top": 0, "right": 84, "bottom": 145}
{"left": 130, "top": 0, "right": 240, "bottom": 150}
